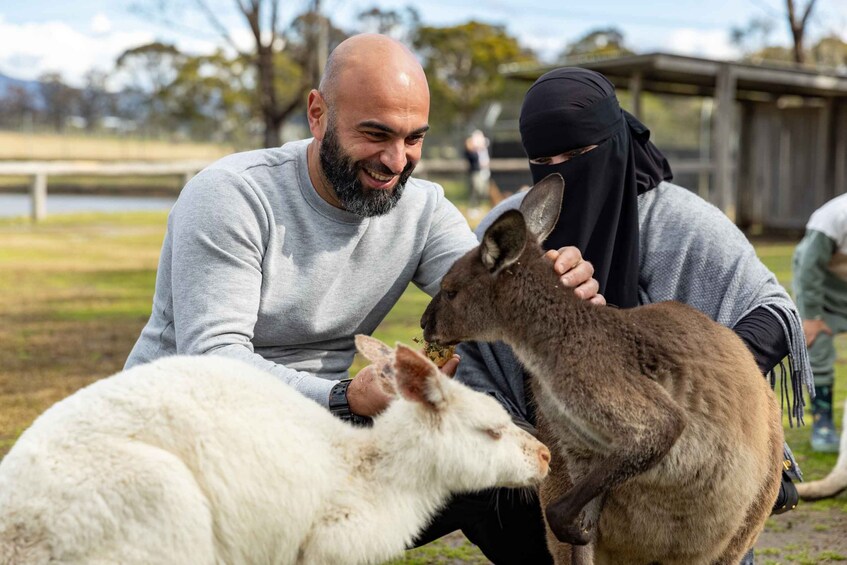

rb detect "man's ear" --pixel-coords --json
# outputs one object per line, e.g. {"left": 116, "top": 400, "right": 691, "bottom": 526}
{"left": 480, "top": 210, "right": 527, "bottom": 274}
{"left": 307, "top": 89, "right": 328, "bottom": 140}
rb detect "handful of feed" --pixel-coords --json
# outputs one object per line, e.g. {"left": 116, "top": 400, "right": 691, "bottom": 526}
{"left": 413, "top": 337, "right": 456, "bottom": 368}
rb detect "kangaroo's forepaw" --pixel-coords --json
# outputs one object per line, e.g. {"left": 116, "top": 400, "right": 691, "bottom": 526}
{"left": 545, "top": 505, "right": 595, "bottom": 546}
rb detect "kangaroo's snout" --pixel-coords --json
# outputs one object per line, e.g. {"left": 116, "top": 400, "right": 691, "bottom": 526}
{"left": 420, "top": 295, "right": 440, "bottom": 343}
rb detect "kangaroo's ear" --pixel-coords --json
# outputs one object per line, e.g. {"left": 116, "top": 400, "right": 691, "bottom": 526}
{"left": 355, "top": 334, "right": 394, "bottom": 364}
{"left": 393, "top": 344, "right": 448, "bottom": 411}
{"left": 481, "top": 210, "right": 527, "bottom": 274}
{"left": 355, "top": 335, "right": 399, "bottom": 398}
{"left": 519, "top": 173, "right": 564, "bottom": 244}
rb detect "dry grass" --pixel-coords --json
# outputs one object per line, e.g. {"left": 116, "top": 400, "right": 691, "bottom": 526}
{"left": 0, "top": 131, "right": 234, "bottom": 161}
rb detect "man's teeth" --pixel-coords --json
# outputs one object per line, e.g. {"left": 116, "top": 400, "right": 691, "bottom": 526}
{"left": 366, "top": 169, "right": 394, "bottom": 182}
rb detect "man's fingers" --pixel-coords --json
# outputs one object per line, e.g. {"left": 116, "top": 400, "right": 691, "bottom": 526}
{"left": 440, "top": 354, "right": 460, "bottom": 377}
{"left": 589, "top": 294, "right": 607, "bottom": 306}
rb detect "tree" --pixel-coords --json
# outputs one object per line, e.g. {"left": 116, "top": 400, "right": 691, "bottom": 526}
{"left": 115, "top": 42, "right": 186, "bottom": 133}
{"left": 0, "top": 85, "right": 39, "bottom": 130}
{"left": 138, "top": 0, "right": 346, "bottom": 148}
{"left": 356, "top": 6, "right": 420, "bottom": 44}
{"left": 78, "top": 70, "right": 114, "bottom": 132}
{"left": 164, "top": 51, "right": 256, "bottom": 144}
{"left": 414, "top": 21, "right": 537, "bottom": 129}
{"left": 39, "top": 72, "right": 78, "bottom": 132}
{"left": 733, "top": 0, "right": 820, "bottom": 64}
{"left": 560, "top": 27, "right": 634, "bottom": 61}
{"left": 785, "top": 0, "right": 818, "bottom": 64}
{"left": 811, "top": 34, "right": 847, "bottom": 70}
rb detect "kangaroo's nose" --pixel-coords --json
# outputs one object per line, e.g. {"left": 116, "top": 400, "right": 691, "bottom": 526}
{"left": 538, "top": 445, "right": 551, "bottom": 475}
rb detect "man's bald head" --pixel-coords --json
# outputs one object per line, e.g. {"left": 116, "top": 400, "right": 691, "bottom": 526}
{"left": 319, "top": 33, "right": 428, "bottom": 108}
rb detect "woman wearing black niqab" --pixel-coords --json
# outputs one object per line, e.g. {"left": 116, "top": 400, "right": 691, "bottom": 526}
{"left": 519, "top": 67, "right": 672, "bottom": 308}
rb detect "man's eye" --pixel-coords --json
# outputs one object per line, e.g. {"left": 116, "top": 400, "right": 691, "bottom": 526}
{"left": 406, "top": 135, "right": 425, "bottom": 146}
{"left": 366, "top": 131, "right": 387, "bottom": 140}
{"left": 530, "top": 157, "right": 551, "bottom": 165}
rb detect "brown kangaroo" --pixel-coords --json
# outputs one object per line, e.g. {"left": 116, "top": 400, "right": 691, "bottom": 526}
{"left": 421, "top": 173, "right": 784, "bottom": 564}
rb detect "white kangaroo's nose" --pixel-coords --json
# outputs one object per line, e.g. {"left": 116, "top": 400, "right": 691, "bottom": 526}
{"left": 538, "top": 444, "right": 551, "bottom": 476}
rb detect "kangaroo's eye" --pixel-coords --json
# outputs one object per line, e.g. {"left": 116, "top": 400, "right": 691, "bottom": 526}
{"left": 485, "top": 428, "right": 502, "bottom": 440}
{"left": 445, "top": 290, "right": 457, "bottom": 301}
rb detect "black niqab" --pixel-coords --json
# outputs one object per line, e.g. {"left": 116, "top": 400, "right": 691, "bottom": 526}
{"left": 519, "top": 67, "right": 672, "bottom": 308}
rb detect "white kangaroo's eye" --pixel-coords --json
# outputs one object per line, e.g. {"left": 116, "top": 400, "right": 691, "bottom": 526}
{"left": 485, "top": 428, "right": 502, "bottom": 440}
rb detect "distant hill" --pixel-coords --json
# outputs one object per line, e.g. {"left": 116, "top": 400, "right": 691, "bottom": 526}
{"left": 0, "top": 71, "right": 40, "bottom": 97}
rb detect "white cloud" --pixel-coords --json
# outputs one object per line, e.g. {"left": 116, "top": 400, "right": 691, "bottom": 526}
{"left": 0, "top": 14, "right": 225, "bottom": 88}
{"left": 661, "top": 28, "right": 741, "bottom": 60}
{"left": 90, "top": 13, "right": 112, "bottom": 35}
{"left": 0, "top": 15, "right": 156, "bottom": 86}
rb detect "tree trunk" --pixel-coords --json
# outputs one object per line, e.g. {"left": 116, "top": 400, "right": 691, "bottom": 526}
{"left": 785, "top": 0, "right": 817, "bottom": 65}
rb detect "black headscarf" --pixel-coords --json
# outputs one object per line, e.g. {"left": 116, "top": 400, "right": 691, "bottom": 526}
{"left": 519, "top": 67, "right": 673, "bottom": 308}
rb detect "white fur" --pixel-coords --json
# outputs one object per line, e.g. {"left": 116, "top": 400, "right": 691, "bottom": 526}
{"left": 0, "top": 350, "right": 549, "bottom": 565}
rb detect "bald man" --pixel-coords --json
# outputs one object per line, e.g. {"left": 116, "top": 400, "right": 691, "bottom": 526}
{"left": 125, "top": 34, "right": 595, "bottom": 563}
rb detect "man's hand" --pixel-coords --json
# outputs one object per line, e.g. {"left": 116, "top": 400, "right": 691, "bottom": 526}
{"left": 803, "top": 318, "right": 832, "bottom": 347}
{"left": 438, "top": 354, "right": 461, "bottom": 377}
{"left": 544, "top": 246, "right": 606, "bottom": 306}
{"left": 347, "top": 364, "right": 395, "bottom": 417}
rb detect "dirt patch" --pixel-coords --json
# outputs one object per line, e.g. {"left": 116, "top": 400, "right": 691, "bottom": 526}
{"left": 756, "top": 504, "right": 847, "bottom": 563}
{"left": 414, "top": 505, "right": 847, "bottom": 564}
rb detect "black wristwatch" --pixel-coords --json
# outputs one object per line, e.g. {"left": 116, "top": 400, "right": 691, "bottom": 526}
{"left": 328, "top": 379, "right": 373, "bottom": 427}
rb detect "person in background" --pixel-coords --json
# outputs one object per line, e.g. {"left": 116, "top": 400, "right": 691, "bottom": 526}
{"left": 464, "top": 128, "right": 491, "bottom": 214}
{"left": 793, "top": 193, "right": 847, "bottom": 453}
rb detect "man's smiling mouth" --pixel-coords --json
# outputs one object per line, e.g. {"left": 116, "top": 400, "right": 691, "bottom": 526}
{"left": 364, "top": 168, "right": 396, "bottom": 182}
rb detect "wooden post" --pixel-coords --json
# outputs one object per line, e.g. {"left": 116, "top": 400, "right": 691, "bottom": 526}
{"left": 629, "top": 72, "right": 643, "bottom": 119}
{"left": 713, "top": 64, "right": 737, "bottom": 222}
{"left": 30, "top": 172, "right": 47, "bottom": 222}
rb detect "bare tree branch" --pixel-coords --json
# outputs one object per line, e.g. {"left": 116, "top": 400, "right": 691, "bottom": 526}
{"left": 193, "top": 0, "right": 249, "bottom": 57}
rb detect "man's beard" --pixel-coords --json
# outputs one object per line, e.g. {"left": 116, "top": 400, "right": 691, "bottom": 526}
{"left": 319, "top": 124, "right": 415, "bottom": 217}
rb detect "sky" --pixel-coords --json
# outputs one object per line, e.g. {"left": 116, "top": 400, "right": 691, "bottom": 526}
{"left": 1, "top": 0, "right": 846, "bottom": 87}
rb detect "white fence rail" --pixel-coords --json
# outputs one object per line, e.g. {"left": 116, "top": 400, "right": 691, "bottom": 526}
{"left": 0, "top": 160, "right": 210, "bottom": 221}
{"left": 0, "top": 158, "right": 712, "bottom": 222}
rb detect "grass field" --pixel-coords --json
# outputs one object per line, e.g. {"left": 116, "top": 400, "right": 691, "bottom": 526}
{"left": 0, "top": 211, "right": 844, "bottom": 564}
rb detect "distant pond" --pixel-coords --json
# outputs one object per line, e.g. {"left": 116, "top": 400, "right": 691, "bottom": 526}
{"left": 0, "top": 194, "right": 176, "bottom": 218}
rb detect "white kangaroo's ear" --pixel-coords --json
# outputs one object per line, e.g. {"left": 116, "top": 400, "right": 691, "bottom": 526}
{"left": 355, "top": 335, "right": 399, "bottom": 397}
{"left": 355, "top": 335, "right": 394, "bottom": 364}
{"left": 519, "top": 172, "right": 564, "bottom": 244}
{"left": 481, "top": 210, "right": 527, "bottom": 274}
{"left": 393, "top": 343, "right": 448, "bottom": 411}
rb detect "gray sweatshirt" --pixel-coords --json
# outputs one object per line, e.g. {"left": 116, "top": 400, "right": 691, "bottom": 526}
{"left": 125, "top": 139, "right": 478, "bottom": 406}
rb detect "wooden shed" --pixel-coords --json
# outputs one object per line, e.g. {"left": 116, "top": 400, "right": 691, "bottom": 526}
{"left": 504, "top": 53, "right": 847, "bottom": 231}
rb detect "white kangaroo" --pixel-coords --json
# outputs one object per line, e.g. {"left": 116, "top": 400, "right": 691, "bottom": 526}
{"left": 0, "top": 336, "right": 550, "bottom": 565}
{"left": 421, "top": 174, "right": 784, "bottom": 565}
{"left": 796, "top": 398, "right": 847, "bottom": 500}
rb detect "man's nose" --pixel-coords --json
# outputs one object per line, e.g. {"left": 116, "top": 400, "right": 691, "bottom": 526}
{"left": 380, "top": 140, "right": 407, "bottom": 174}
